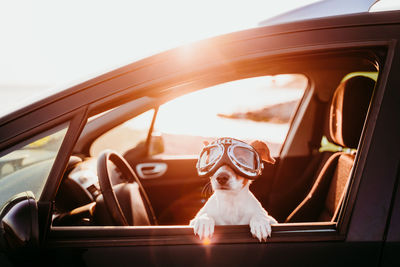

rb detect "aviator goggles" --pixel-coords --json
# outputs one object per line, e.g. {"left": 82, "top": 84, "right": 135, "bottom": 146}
{"left": 196, "top": 137, "right": 263, "bottom": 180}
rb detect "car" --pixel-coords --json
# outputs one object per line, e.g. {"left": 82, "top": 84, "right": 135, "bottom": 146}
{"left": 1, "top": 4, "right": 400, "bottom": 267}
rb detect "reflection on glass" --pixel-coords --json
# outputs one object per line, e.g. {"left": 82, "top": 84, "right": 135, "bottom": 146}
{"left": 0, "top": 125, "right": 68, "bottom": 206}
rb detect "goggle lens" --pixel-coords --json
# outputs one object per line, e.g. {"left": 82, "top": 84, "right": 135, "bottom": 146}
{"left": 196, "top": 138, "right": 263, "bottom": 179}
{"left": 231, "top": 146, "right": 256, "bottom": 169}
{"left": 198, "top": 145, "right": 222, "bottom": 169}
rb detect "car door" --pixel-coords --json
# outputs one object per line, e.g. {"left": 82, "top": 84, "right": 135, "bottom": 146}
{"left": 3, "top": 11, "right": 400, "bottom": 267}
{"left": 380, "top": 159, "right": 400, "bottom": 266}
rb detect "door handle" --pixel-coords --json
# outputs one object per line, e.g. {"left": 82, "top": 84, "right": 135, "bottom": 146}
{"left": 135, "top": 163, "right": 167, "bottom": 179}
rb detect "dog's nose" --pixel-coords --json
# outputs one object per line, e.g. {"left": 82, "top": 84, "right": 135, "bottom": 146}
{"left": 216, "top": 173, "right": 229, "bottom": 185}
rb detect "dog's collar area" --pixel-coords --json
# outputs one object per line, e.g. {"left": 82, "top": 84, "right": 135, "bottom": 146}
{"left": 197, "top": 137, "right": 263, "bottom": 180}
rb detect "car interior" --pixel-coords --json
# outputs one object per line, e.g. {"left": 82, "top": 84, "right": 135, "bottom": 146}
{"left": 51, "top": 49, "right": 380, "bottom": 228}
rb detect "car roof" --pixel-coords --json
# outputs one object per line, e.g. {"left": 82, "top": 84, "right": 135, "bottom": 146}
{"left": 258, "top": 0, "right": 397, "bottom": 27}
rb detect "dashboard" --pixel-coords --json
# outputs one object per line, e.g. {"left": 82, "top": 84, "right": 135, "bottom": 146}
{"left": 55, "top": 157, "right": 99, "bottom": 213}
{"left": 54, "top": 156, "right": 127, "bottom": 226}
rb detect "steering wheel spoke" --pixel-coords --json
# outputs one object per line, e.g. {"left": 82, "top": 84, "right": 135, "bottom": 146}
{"left": 96, "top": 150, "right": 157, "bottom": 226}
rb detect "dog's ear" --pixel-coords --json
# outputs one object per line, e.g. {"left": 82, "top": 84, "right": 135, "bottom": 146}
{"left": 250, "top": 140, "right": 276, "bottom": 164}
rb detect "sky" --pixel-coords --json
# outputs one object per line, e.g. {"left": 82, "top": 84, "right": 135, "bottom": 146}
{"left": 0, "top": 0, "right": 319, "bottom": 90}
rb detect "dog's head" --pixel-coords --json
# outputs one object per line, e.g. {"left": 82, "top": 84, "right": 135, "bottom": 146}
{"left": 207, "top": 140, "right": 275, "bottom": 193}
{"left": 210, "top": 165, "right": 250, "bottom": 192}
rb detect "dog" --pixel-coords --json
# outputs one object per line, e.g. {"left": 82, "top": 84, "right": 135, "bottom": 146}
{"left": 190, "top": 138, "right": 278, "bottom": 242}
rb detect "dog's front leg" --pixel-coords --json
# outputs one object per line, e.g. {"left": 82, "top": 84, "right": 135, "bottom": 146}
{"left": 190, "top": 213, "right": 215, "bottom": 240}
{"left": 249, "top": 213, "right": 278, "bottom": 242}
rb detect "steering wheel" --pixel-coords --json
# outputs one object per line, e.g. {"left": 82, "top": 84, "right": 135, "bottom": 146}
{"left": 96, "top": 150, "right": 157, "bottom": 226}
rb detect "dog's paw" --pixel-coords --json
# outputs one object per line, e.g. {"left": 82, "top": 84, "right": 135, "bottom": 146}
{"left": 250, "top": 214, "right": 277, "bottom": 242}
{"left": 190, "top": 214, "right": 215, "bottom": 240}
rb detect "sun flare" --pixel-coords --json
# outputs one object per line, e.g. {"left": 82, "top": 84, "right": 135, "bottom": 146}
{"left": 155, "top": 75, "right": 306, "bottom": 144}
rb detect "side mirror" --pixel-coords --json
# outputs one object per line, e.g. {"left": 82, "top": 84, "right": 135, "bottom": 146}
{"left": 0, "top": 191, "right": 39, "bottom": 251}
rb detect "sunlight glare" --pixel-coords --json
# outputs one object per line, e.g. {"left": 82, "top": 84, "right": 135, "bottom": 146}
{"left": 202, "top": 237, "right": 212, "bottom": 246}
{"left": 0, "top": 0, "right": 319, "bottom": 114}
{"left": 155, "top": 75, "right": 306, "bottom": 144}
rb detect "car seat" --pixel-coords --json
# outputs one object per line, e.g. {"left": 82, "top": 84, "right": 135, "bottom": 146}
{"left": 285, "top": 76, "right": 375, "bottom": 222}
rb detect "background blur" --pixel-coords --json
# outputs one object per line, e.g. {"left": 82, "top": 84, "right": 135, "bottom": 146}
{"left": 0, "top": 0, "right": 319, "bottom": 114}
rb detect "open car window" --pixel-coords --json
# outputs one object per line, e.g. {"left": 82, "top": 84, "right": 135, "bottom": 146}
{"left": 151, "top": 74, "right": 308, "bottom": 157}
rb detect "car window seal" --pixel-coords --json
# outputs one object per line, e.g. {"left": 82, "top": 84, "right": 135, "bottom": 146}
{"left": 48, "top": 222, "right": 342, "bottom": 247}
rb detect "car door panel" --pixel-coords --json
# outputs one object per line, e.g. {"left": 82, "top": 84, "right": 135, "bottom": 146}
{"left": 133, "top": 157, "right": 206, "bottom": 225}
{"left": 135, "top": 162, "right": 168, "bottom": 179}
{"left": 46, "top": 224, "right": 380, "bottom": 266}
{"left": 133, "top": 156, "right": 281, "bottom": 225}
{"left": 380, "top": 166, "right": 400, "bottom": 266}
{"left": 48, "top": 242, "right": 382, "bottom": 267}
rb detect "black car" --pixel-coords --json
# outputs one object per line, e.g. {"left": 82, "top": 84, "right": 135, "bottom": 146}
{"left": 0, "top": 7, "right": 400, "bottom": 267}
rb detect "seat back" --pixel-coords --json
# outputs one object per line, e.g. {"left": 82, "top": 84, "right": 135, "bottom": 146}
{"left": 285, "top": 76, "right": 375, "bottom": 222}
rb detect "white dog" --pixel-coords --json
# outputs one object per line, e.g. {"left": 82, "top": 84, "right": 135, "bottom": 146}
{"left": 190, "top": 138, "right": 278, "bottom": 242}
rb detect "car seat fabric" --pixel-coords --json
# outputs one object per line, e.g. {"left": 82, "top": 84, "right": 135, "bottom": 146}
{"left": 319, "top": 153, "right": 355, "bottom": 222}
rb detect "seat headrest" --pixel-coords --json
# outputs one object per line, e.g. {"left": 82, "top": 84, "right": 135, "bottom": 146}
{"left": 329, "top": 76, "right": 375, "bottom": 148}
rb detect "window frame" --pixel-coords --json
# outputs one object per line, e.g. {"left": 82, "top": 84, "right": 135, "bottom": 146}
{"left": 336, "top": 40, "right": 397, "bottom": 240}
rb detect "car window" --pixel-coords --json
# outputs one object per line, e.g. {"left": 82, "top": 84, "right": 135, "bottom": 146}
{"left": 0, "top": 124, "right": 68, "bottom": 207}
{"left": 90, "top": 109, "right": 155, "bottom": 157}
{"left": 151, "top": 74, "right": 307, "bottom": 157}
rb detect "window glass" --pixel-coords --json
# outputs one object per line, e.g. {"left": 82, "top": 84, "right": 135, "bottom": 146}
{"left": 0, "top": 124, "right": 68, "bottom": 206}
{"left": 152, "top": 74, "right": 307, "bottom": 157}
{"left": 90, "top": 110, "right": 155, "bottom": 157}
